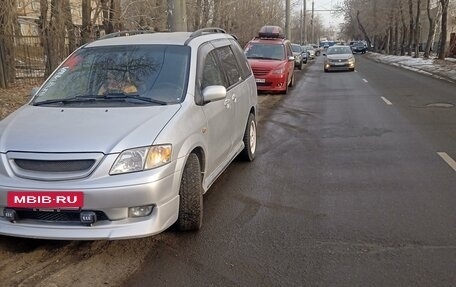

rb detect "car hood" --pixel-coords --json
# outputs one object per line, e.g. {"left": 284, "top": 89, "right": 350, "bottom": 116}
{"left": 248, "top": 59, "right": 286, "bottom": 70}
{"left": 326, "top": 54, "right": 352, "bottom": 60}
{"left": 0, "top": 104, "right": 181, "bottom": 154}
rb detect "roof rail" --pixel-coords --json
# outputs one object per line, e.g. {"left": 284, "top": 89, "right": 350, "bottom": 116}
{"left": 98, "top": 30, "right": 154, "bottom": 40}
{"left": 189, "top": 27, "right": 226, "bottom": 38}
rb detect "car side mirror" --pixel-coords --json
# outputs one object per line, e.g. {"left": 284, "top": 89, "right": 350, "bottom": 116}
{"left": 202, "top": 85, "right": 227, "bottom": 104}
{"left": 288, "top": 56, "right": 295, "bottom": 61}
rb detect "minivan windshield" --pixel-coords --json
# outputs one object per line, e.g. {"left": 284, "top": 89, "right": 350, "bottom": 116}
{"left": 245, "top": 43, "right": 285, "bottom": 61}
{"left": 33, "top": 45, "right": 190, "bottom": 106}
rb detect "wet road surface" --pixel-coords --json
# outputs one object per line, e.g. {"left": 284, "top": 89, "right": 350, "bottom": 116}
{"left": 125, "top": 56, "right": 456, "bottom": 286}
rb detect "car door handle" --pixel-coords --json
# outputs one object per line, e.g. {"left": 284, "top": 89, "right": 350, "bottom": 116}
{"left": 224, "top": 98, "right": 231, "bottom": 108}
{"left": 231, "top": 94, "right": 237, "bottom": 103}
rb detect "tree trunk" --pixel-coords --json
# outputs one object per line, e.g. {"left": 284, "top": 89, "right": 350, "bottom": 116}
{"left": 201, "top": 0, "right": 210, "bottom": 27}
{"left": 82, "top": 0, "right": 91, "bottom": 43}
{"left": 64, "top": 0, "right": 76, "bottom": 52}
{"left": 110, "top": 0, "right": 122, "bottom": 32}
{"left": 394, "top": 13, "right": 400, "bottom": 55}
{"left": 438, "top": 0, "right": 449, "bottom": 59}
{"left": 400, "top": 1, "right": 408, "bottom": 55}
{"left": 0, "top": 0, "right": 17, "bottom": 87}
{"left": 407, "top": 0, "right": 414, "bottom": 56}
{"left": 424, "top": 0, "right": 434, "bottom": 57}
{"left": 356, "top": 10, "right": 371, "bottom": 49}
{"left": 414, "top": 0, "right": 421, "bottom": 58}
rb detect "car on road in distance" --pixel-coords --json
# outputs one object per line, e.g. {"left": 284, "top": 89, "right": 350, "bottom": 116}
{"left": 351, "top": 41, "right": 367, "bottom": 54}
{"left": 244, "top": 25, "right": 295, "bottom": 94}
{"left": 0, "top": 28, "right": 258, "bottom": 240}
{"left": 323, "top": 45, "right": 356, "bottom": 72}
{"left": 309, "top": 44, "right": 321, "bottom": 56}
{"left": 291, "top": 43, "right": 306, "bottom": 69}
{"left": 305, "top": 45, "right": 316, "bottom": 59}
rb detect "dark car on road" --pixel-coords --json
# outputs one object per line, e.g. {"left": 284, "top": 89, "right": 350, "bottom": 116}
{"left": 291, "top": 43, "right": 306, "bottom": 70}
{"left": 351, "top": 42, "right": 367, "bottom": 54}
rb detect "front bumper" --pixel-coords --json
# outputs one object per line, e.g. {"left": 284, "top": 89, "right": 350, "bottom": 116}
{"left": 0, "top": 155, "right": 184, "bottom": 240}
{"left": 324, "top": 62, "right": 355, "bottom": 71}
{"left": 254, "top": 75, "right": 288, "bottom": 92}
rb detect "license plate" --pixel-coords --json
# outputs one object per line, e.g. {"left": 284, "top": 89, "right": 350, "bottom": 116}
{"left": 335, "top": 63, "right": 345, "bottom": 66}
{"left": 7, "top": 191, "right": 84, "bottom": 208}
{"left": 255, "top": 78, "right": 265, "bottom": 83}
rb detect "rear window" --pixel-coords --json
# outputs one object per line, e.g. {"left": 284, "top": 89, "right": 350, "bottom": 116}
{"left": 291, "top": 44, "right": 301, "bottom": 53}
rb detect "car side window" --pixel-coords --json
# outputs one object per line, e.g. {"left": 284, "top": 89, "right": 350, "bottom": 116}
{"left": 285, "top": 43, "right": 293, "bottom": 57}
{"left": 214, "top": 46, "right": 241, "bottom": 87}
{"left": 229, "top": 39, "right": 252, "bottom": 80}
{"left": 201, "top": 51, "right": 226, "bottom": 90}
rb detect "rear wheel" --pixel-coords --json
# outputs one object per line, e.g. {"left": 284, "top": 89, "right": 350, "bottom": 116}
{"left": 176, "top": 153, "right": 203, "bottom": 231}
{"left": 240, "top": 113, "right": 257, "bottom": 161}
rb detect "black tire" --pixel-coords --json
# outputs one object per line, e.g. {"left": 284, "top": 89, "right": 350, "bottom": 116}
{"left": 240, "top": 113, "right": 257, "bottom": 161}
{"left": 289, "top": 73, "right": 295, "bottom": 87}
{"left": 324, "top": 68, "right": 329, "bottom": 73}
{"left": 176, "top": 153, "right": 203, "bottom": 231}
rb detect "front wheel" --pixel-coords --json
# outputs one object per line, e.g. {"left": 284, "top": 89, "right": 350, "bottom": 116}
{"left": 289, "top": 73, "right": 295, "bottom": 87}
{"left": 240, "top": 113, "right": 257, "bottom": 161}
{"left": 176, "top": 153, "right": 203, "bottom": 231}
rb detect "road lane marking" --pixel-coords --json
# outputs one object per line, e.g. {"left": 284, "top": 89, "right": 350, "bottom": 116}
{"left": 381, "top": 96, "right": 393, "bottom": 105}
{"left": 362, "top": 78, "right": 368, "bottom": 83}
{"left": 437, "top": 152, "right": 456, "bottom": 172}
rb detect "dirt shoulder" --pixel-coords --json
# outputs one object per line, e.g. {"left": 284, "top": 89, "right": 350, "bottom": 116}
{"left": 0, "top": 84, "right": 33, "bottom": 120}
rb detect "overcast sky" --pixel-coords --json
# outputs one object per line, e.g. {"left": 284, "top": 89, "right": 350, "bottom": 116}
{"left": 303, "top": 0, "right": 344, "bottom": 29}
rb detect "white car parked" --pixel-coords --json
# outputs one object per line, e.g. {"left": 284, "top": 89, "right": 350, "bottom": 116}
{"left": 0, "top": 28, "right": 258, "bottom": 240}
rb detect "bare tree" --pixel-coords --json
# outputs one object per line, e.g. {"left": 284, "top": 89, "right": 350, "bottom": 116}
{"left": 400, "top": 0, "right": 408, "bottom": 55}
{"left": 413, "top": 0, "right": 421, "bottom": 58}
{"left": 407, "top": 0, "right": 414, "bottom": 56}
{"left": 0, "top": 0, "right": 16, "bottom": 87}
{"left": 423, "top": 0, "right": 440, "bottom": 58}
{"left": 438, "top": 0, "right": 450, "bottom": 59}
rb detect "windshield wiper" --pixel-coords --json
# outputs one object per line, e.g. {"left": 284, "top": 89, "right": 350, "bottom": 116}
{"left": 33, "top": 96, "right": 96, "bottom": 106}
{"left": 34, "top": 93, "right": 168, "bottom": 106}
{"left": 247, "top": 56, "right": 275, "bottom": 60}
{"left": 101, "top": 92, "right": 168, "bottom": 105}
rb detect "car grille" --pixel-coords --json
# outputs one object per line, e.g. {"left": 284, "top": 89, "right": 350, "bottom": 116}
{"left": 252, "top": 67, "right": 270, "bottom": 76}
{"left": 7, "top": 152, "right": 104, "bottom": 181}
{"left": 14, "top": 209, "right": 109, "bottom": 222}
{"left": 330, "top": 59, "right": 348, "bottom": 63}
{"left": 14, "top": 159, "right": 95, "bottom": 172}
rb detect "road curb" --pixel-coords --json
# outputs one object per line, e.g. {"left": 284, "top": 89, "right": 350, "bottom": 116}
{"left": 366, "top": 55, "right": 456, "bottom": 85}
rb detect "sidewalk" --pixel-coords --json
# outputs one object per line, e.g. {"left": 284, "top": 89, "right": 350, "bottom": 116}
{"left": 366, "top": 53, "right": 456, "bottom": 84}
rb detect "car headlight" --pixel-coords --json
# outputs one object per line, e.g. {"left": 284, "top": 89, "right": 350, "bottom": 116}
{"left": 272, "top": 65, "right": 285, "bottom": 74}
{"left": 110, "top": 144, "right": 172, "bottom": 175}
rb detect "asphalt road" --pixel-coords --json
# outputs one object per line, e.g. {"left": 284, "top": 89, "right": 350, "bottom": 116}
{"left": 125, "top": 56, "right": 456, "bottom": 286}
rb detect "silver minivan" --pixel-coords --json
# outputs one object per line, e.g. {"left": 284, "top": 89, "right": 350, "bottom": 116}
{"left": 0, "top": 29, "right": 258, "bottom": 240}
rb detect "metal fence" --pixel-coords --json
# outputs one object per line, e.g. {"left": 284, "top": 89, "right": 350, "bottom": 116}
{"left": 0, "top": 35, "right": 46, "bottom": 86}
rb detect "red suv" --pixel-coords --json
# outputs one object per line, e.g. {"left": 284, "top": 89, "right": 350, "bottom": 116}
{"left": 244, "top": 26, "right": 295, "bottom": 94}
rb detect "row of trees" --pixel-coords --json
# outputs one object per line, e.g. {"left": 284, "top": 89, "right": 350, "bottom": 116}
{"left": 339, "top": 0, "right": 455, "bottom": 60}
{"left": 0, "top": 0, "right": 330, "bottom": 88}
